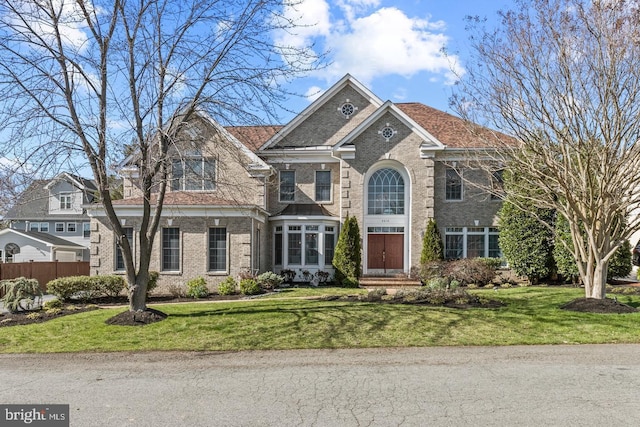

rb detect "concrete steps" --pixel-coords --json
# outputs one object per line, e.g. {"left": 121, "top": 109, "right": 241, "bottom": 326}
{"left": 359, "top": 276, "right": 422, "bottom": 289}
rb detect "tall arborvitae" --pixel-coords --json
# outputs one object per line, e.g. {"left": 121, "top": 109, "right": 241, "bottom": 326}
{"left": 332, "top": 215, "right": 362, "bottom": 286}
{"left": 420, "top": 219, "right": 444, "bottom": 264}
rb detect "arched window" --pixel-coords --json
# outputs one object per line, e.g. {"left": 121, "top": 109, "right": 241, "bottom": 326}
{"left": 368, "top": 168, "right": 404, "bottom": 215}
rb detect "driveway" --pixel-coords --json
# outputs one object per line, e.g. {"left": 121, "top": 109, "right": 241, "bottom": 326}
{"left": 1, "top": 345, "right": 640, "bottom": 426}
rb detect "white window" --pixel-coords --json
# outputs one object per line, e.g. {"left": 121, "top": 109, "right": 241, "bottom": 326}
{"left": 40, "top": 223, "right": 49, "bottom": 232}
{"left": 444, "top": 227, "right": 501, "bottom": 259}
{"left": 60, "top": 193, "right": 72, "bottom": 210}
{"left": 445, "top": 168, "right": 463, "bottom": 201}
{"left": 171, "top": 158, "right": 215, "bottom": 191}
{"left": 55, "top": 223, "right": 64, "bottom": 232}
{"left": 162, "top": 227, "right": 180, "bottom": 271}
{"left": 315, "top": 171, "right": 331, "bottom": 202}
{"left": 279, "top": 171, "right": 296, "bottom": 202}
{"left": 83, "top": 223, "right": 90, "bottom": 238}
{"left": 67, "top": 223, "right": 76, "bottom": 233}
{"left": 29, "top": 222, "right": 39, "bottom": 231}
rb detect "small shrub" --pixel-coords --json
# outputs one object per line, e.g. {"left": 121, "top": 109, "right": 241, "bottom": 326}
{"left": 443, "top": 258, "right": 497, "bottom": 286}
{"left": 147, "top": 271, "right": 160, "bottom": 296}
{"left": 217, "top": 277, "right": 237, "bottom": 295}
{"left": 47, "top": 275, "right": 125, "bottom": 301}
{"left": 315, "top": 271, "right": 330, "bottom": 284}
{"left": 0, "top": 277, "right": 43, "bottom": 312}
{"left": 412, "top": 261, "right": 446, "bottom": 284}
{"left": 46, "top": 276, "right": 86, "bottom": 301}
{"left": 89, "top": 275, "right": 126, "bottom": 298}
{"left": 166, "top": 283, "right": 186, "bottom": 298}
{"left": 43, "top": 299, "right": 64, "bottom": 310}
{"left": 257, "top": 272, "right": 284, "bottom": 291}
{"left": 26, "top": 312, "right": 41, "bottom": 320}
{"left": 280, "top": 269, "right": 296, "bottom": 283}
{"left": 186, "top": 277, "right": 209, "bottom": 299}
{"left": 45, "top": 308, "right": 63, "bottom": 315}
{"left": 239, "top": 278, "right": 261, "bottom": 295}
{"left": 424, "top": 277, "right": 450, "bottom": 290}
{"left": 238, "top": 270, "right": 256, "bottom": 280}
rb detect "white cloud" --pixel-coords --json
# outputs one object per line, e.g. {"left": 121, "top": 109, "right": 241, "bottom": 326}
{"left": 305, "top": 86, "right": 325, "bottom": 101}
{"left": 322, "top": 7, "right": 463, "bottom": 85}
{"left": 11, "top": 0, "right": 91, "bottom": 52}
{"left": 281, "top": 1, "right": 465, "bottom": 99}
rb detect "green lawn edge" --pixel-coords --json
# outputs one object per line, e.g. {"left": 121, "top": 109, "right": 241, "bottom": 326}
{"left": 1, "top": 287, "right": 639, "bottom": 353}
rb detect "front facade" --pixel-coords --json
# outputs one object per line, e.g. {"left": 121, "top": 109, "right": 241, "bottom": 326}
{"left": 3, "top": 173, "right": 96, "bottom": 262}
{"left": 89, "top": 75, "right": 502, "bottom": 290}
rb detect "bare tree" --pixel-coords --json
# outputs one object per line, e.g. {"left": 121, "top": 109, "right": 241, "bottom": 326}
{"left": 0, "top": 0, "right": 320, "bottom": 311}
{"left": 453, "top": 0, "right": 640, "bottom": 299}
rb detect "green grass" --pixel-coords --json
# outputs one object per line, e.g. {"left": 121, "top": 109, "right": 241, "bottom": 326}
{"left": 2, "top": 287, "right": 640, "bottom": 353}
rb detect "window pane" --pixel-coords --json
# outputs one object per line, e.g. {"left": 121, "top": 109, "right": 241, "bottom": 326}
{"left": 445, "top": 235, "right": 463, "bottom": 259}
{"left": 55, "top": 223, "right": 64, "bottom": 232}
{"left": 489, "top": 234, "right": 501, "bottom": 258}
{"left": 162, "top": 228, "right": 180, "bottom": 271}
{"left": 305, "top": 233, "right": 318, "bottom": 265}
{"left": 445, "top": 168, "right": 462, "bottom": 200}
{"left": 288, "top": 233, "right": 301, "bottom": 264}
{"left": 185, "top": 159, "right": 202, "bottom": 190}
{"left": 203, "top": 159, "right": 215, "bottom": 190}
{"left": 208, "top": 228, "right": 227, "bottom": 271}
{"left": 83, "top": 223, "right": 90, "bottom": 238}
{"left": 467, "top": 235, "right": 485, "bottom": 258}
{"left": 274, "top": 233, "right": 283, "bottom": 265}
{"left": 40, "top": 223, "right": 49, "bottom": 232}
{"left": 324, "top": 233, "right": 335, "bottom": 265}
{"left": 315, "top": 171, "right": 331, "bottom": 201}
{"left": 29, "top": 223, "right": 39, "bottom": 231}
{"left": 67, "top": 223, "right": 76, "bottom": 232}
{"left": 116, "top": 227, "right": 134, "bottom": 271}
{"left": 280, "top": 171, "right": 295, "bottom": 201}
{"left": 171, "top": 160, "right": 183, "bottom": 191}
{"left": 368, "top": 168, "right": 404, "bottom": 215}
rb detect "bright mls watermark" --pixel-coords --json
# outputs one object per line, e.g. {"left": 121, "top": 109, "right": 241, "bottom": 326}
{"left": 0, "top": 405, "right": 68, "bottom": 426}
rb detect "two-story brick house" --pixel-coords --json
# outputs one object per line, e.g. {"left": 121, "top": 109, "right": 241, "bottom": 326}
{"left": 88, "top": 74, "right": 502, "bottom": 289}
{"left": 1, "top": 173, "right": 96, "bottom": 262}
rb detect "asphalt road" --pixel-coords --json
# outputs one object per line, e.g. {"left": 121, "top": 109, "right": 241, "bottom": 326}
{"left": 2, "top": 345, "right": 640, "bottom": 426}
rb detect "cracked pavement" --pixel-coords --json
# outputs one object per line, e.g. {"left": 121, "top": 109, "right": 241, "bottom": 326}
{"left": 2, "top": 345, "right": 640, "bottom": 426}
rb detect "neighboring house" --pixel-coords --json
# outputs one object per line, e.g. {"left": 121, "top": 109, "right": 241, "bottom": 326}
{"left": 88, "top": 74, "right": 503, "bottom": 289}
{"left": 3, "top": 173, "right": 97, "bottom": 262}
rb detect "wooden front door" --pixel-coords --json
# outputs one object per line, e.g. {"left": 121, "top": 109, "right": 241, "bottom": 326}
{"left": 368, "top": 234, "right": 404, "bottom": 271}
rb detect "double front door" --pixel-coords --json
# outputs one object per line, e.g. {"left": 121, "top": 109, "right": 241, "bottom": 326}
{"left": 367, "top": 234, "right": 403, "bottom": 272}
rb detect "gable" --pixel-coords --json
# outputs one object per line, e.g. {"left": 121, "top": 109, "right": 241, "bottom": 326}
{"left": 261, "top": 75, "right": 383, "bottom": 150}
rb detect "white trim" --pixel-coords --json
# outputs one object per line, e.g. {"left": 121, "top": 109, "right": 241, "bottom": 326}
{"left": 362, "top": 161, "right": 412, "bottom": 275}
{"left": 333, "top": 100, "right": 446, "bottom": 151}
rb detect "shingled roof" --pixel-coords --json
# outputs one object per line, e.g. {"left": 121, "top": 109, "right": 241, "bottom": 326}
{"left": 225, "top": 125, "right": 283, "bottom": 152}
{"left": 395, "top": 103, "right": 503, "bottom": 149}
{"left": 224, "top": 104, "right": 502, "bottom": 152}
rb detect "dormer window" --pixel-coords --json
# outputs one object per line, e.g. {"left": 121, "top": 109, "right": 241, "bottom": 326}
{"left": 171, "top": 157, "right": 216, "bottom": 191}
{"left": 59, "top": 193, "right": 72, "bottom": 210}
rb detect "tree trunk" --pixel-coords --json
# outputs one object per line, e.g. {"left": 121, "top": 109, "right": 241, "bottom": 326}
{"left": 583, "top": 260, "right": 607, "bottom": 300}
{"left": 129, "top": 274, "right": 149, "bottom": 312}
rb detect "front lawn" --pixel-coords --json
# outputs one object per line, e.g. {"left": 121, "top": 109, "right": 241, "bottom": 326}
{"left": 1, "top": 287, "right": 639, "bottom": 353}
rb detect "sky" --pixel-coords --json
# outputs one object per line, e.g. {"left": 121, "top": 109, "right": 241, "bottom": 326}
{"left": 278, "top": 0, "right": 512, "bottom": 122}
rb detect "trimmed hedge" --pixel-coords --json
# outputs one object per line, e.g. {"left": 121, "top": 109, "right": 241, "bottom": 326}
{"left": 46, "top": 275, "right": 126, "bottom": 301}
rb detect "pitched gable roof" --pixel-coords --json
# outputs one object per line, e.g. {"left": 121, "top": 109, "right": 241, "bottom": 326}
{"left": 260, "top": 74, "right": 384, "bottom": 150}
{"left": 334, "top": 100, "right": 446, "bottom": 151}
{"left": 0, "top": 228, "right": 84, "bottom": 248}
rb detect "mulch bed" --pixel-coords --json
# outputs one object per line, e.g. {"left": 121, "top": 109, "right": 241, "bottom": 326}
{"left": 105, "top": 308, "right": 168, "bottom": 326}
{"left": 0, "top": 305, "right": 99, "bottom": 328}
{"left": 560, "top": 297, "right": 638, "bottom": 314}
